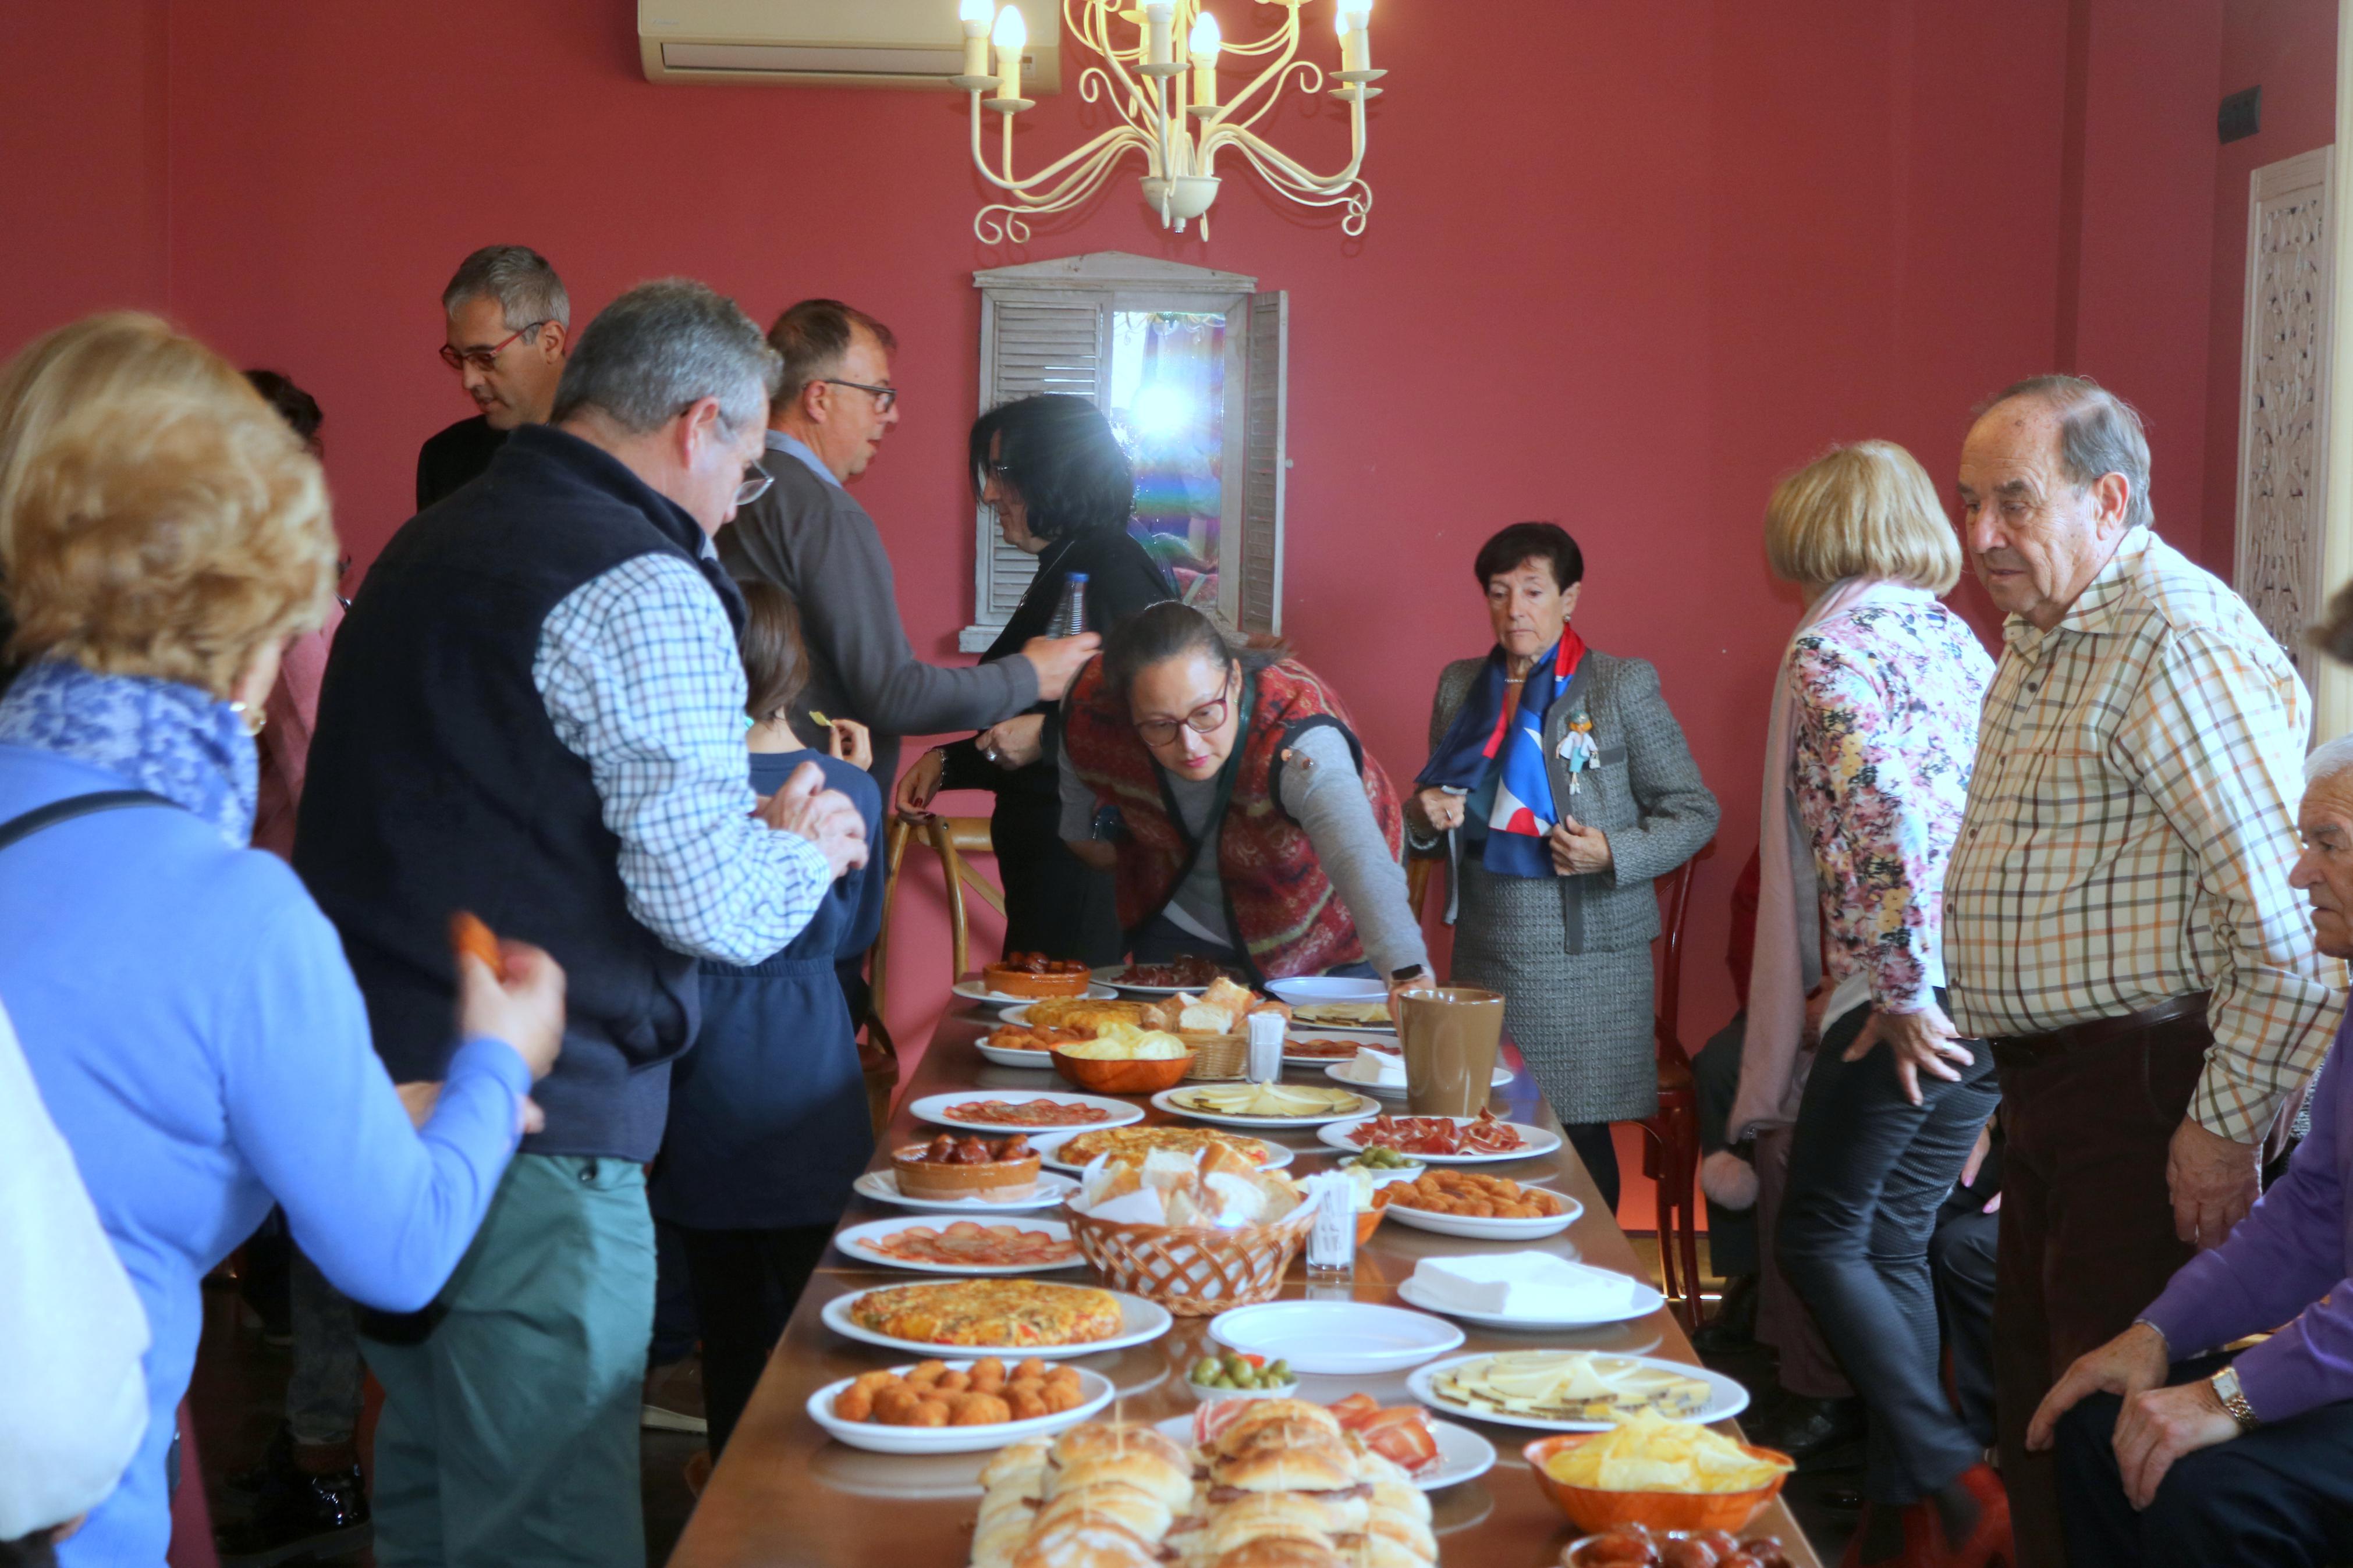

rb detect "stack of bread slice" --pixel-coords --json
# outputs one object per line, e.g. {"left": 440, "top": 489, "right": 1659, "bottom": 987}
{"left": 1145, "top": 979, "right": 1290, "bottom": 1037}
{"left": 968, "top": 1406, "right": 1436, "bottom": 1568}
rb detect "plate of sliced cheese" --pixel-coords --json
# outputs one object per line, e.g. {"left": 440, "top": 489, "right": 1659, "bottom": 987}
{"left": 1152, "top": 1083, "right": 1378, "bottom": 1128}
{"left": 1406, "top": 1349, "right": 1748, "bottom": 1432}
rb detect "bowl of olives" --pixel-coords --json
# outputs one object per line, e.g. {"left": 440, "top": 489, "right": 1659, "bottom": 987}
{"left": 1337, "top": 1147, "right": 1425, "bottom": 1181}
{"left": 1186, "top": 1351, "right": 1300, "bottom": 1402}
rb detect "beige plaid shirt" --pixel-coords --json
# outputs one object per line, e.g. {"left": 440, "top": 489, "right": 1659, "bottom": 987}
{"left": 1946, "top": 528, "right": 2343, "bottom": 1142}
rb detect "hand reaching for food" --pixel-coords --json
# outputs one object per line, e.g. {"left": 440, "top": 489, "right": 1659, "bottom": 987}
{"left": 821, "top": 714, "right": 872, "bottom": 771}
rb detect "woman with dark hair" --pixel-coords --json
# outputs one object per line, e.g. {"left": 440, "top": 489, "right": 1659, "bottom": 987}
{"left": 652, "top": 580, "right": 882, "bottom": 1457}
{"left": 896, "top": 393, "right": 1172, "bottom": 962}
{"left": 1059, "top": 601, "right": 1431, "bottom": 990}
{"left": 1409, "top": 522, "right": 1718, "bottom": 1213}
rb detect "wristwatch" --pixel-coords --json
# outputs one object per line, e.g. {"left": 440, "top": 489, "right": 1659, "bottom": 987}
{"left": 2210, "top": 1364, "right": 2260, "bottom": 1431}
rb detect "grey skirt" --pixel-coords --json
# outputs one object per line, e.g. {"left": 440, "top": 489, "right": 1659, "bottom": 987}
{"left": 1450, "top": 859, "right": 1659, "bottom": 1125}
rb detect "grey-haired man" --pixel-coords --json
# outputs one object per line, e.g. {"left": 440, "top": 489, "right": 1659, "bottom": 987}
{"left": 416, "top": 244, "right": 572, "bottom": 509}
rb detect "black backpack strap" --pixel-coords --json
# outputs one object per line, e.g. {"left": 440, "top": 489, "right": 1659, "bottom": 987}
{"left": 0, "top": 789, "right": 179, "bottom": 855}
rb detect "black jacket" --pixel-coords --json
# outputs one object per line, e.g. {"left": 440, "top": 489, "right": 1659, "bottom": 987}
{"left": 414, "top": 414, "right": 509, "bottom": 511}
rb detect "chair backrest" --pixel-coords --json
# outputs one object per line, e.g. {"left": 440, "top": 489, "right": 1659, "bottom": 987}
{"left": 866, "top": 814, "right": 1005, "bottom": 1025}
{"left": 1652, "top": 839, "right": 1716, "bottom": 1072}
{"left": 1405, "top": 855, "right": 1436, "bottom": 923}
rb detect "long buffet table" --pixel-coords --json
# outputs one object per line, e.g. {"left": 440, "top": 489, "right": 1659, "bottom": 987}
{"left": 666, "top": 991, "right": 1820, "bottom": 1568}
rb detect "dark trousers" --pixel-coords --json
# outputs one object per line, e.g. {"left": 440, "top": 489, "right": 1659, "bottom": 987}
{"left": 1564, "top": 1122, "right": 1621, "bottom": 1217}
{"left": 1929, "top": 1201, "right": 1999, "bottom": 1451}
{"left": 677, "top": 1224, "right": 833, "bottom": 1456}
{"left": 992, "top": 794, "right": 1122, "bottom": 965}
{"left": 1692, "top": 1011, "right": 1757, "bottom": 1276}
{"left": 2055, "top": 1357, "right": 2353, "bottom": 1567}
{"left": 1779, "top": 998, "right": 1998, "bottom": 1503}
{"left": 1994, "top": 1016, "right": 2209, "bottom": 1568}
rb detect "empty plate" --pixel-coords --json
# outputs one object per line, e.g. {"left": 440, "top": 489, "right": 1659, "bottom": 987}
{"left": 1208, "top": 1301, "right": 1465, "bottom": 1375}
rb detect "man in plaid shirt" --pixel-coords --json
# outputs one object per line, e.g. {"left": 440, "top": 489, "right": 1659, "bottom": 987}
{"left": 1943, "top": 376, "right": 2342, "bottom": 1567}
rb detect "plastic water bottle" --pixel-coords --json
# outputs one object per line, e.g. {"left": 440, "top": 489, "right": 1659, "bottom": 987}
{"left": 1048, "top": 572, "right": 1089, "bottom": 637}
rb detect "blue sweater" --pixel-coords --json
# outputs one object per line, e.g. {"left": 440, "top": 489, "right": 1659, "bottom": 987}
{"left": 0, "top": 746, "right": 529, "bottom": 1567}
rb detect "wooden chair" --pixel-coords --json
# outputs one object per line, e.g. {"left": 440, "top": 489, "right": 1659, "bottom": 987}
{"left": 861, "top": 814, "right": 1005, "bottom": 1133}
{"left": 1638, "top": 839, "right": 1715, "bottom": 1331}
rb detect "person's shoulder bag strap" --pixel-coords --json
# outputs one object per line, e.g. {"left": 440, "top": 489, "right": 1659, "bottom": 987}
{"left": 0, "top": 790, "right": 179, "bottom": 855}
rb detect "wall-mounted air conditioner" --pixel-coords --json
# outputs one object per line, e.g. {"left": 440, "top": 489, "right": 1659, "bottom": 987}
{"left": 640, "top": 0, "right": 1061, "bottom": 90}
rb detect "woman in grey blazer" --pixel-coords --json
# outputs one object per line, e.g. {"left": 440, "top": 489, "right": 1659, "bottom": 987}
{"left": 1409, "top": 523, "right": 1718, "bottom": 1211}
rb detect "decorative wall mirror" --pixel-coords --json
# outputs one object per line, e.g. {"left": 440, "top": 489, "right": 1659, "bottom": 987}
{"left": 965, "top": 251, "right": 1288, "bottom": 650}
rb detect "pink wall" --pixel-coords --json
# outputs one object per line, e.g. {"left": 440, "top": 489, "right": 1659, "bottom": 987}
{"left": 2201, "top": 0, "right": 2340, "bottom": 574}
{"left": 0, "top": 0, "right": 2239, "bottom": 1057}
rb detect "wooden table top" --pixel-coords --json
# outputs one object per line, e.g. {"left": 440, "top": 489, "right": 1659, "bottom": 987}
{"left": 666, "top": 994, "right": 1820, "bottom": 1568}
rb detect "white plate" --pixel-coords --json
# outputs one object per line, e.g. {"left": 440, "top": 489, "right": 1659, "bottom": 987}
{"left": 1151, "top": 1086, "right": 1380, "bottom": 1129}
{"left": 1265, "top": 976, "right": 1388, "bottom": 1006}
{"left": 908, "top": 1091, "right": 1144, "bottom": 1135}
{"left": 975, "top": 1040, "right": 1059, "bottom": 1069}
{"left": 822, "top": 1281, "right": 1173, "bottom": 1361}
{"left": 1317, "top": 1117, "right": 1562, "bottom": 1165}
{"left": 807, "top": 1361, "right": 1115, "bottom": 1454}
{"left": 853, "top": 1169, "right": 1081, "bottom": 1214}
{"left": 952, "top": 979, "right": 1118, "bottom": 1008}
{"left": 1029, "top": 1129, "right": 1296, "bottom": 1175}
{"left": 1090, "top": 963, "right": 1245, "bottom": 997}
{"left": 1209, "top": 1302, "right": 1465, "bottom": 1375}
{"left": 1325, "top": 1059, "right": 1516, "bottom": 1097}
{"left": 1278, "top": 1027, "right": 1400, "bottom": 1069}
{"left": 1393, "top": 1272, "right": 1664, "bottom": 1331}
{"left": 1380, "top": 1193, "right": 1583, "bottom": 1241}
{"left": 1404, "top": 1351, "right": 1750, "bottom": 1432}
{"left": 1152, "top": 1410, "right": 1496, "bottom": 1492}
{"left": 834, "top": 1216, "right": 1084, "bottom": 1276}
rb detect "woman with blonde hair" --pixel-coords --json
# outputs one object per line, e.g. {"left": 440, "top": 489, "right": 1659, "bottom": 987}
{"left": 0, "top": 314, "right": 563, "bottom": 1565}
{"left": 1729, "top": 439, "right": 2006, "bottom": 1566}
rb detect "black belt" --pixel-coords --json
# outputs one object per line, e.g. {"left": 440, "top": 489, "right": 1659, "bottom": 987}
{"left": 1989, "top": 991, "right": 2210, "bottom": 1066}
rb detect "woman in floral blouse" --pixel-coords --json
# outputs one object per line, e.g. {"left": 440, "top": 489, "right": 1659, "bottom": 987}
{"left": 1731, "top": 440, "right": 2006, "bottom": 1566}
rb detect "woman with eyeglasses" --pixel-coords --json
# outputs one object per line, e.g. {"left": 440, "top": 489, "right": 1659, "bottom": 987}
{"left": 895, "top": 394, "right": 1173, "bottom": 963}
{"left": 1407, "top": 522, "right": 1718, "bottom": 1213}
{"left": 1058, "top": 600, "right": 1431, "bottom": 993}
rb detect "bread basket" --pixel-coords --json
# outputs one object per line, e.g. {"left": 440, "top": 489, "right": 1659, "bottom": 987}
{"left": 1063, "top": 1200, "right": 1315, "bottom": 1315}
{"left": 1180, "top": 1032, "right": 1248, "bottom": 1080}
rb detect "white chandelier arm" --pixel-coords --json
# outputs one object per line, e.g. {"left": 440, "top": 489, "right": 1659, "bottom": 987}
{"left": 1076, "top": 65, "right": 1151, "bottom": 136}
{"left": 974, "top": 133, "right": 1145, "bottom": 242}
{"left": 1201, "top": 57, "right": 1322, "bottom": 140}
{"left": 1204, "top": 91, "right": 1367, "bottom": 190}
{"left": 1216, "top": 137, "right": 1372, "bottom": 233}
{"left": 967, "top": 93, "right": 1148, "bottom": 195}
{"left": 1197, "top": 13, "right": 1303, "bottom": 134}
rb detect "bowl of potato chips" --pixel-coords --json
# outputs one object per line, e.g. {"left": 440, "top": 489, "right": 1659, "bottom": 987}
{"left": 1522, "top": 1411, "right": 1793, "bottom": 1533}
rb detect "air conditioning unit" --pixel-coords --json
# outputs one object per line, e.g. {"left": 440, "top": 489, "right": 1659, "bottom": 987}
{"left": 640, "top": 0, "right": 1062, "bottom": 90}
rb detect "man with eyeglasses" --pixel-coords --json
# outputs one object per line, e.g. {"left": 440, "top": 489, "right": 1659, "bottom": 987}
{"left": 719, "top": 297, "right": 1098, "bottom": 787}
{"left": 416, "top": 245, "right": 572, "bottom": 510}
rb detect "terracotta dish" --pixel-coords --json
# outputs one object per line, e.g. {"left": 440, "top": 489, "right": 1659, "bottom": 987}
{"left": 1523, "top": 1432, "right": 1791, "bottom": 1534}
{"left": 1052, "top": 1049, "right": 1191, "bottom": 1095}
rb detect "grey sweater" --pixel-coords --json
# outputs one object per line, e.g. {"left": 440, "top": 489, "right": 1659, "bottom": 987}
{"left": 718, "top": 443, "right": 1038, "bottom": 781}
{"left": 1058, "top": 725, "right": 1429, "bottom": 976}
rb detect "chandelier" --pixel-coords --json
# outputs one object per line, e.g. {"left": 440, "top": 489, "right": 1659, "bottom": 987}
{"left": 950, "top": 0, "right": 1384, "bottom": 243}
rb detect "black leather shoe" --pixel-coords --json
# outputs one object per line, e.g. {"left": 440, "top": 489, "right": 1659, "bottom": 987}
{"left": 1691, "top": 1275, "right": 1759, "bottom": 1353}
{"left": 1741, "top": 1393, "right": 1866, "bottom": 1467}
{"left": 214, "top": 1449, "right": 370, "bottom": 1566}
{"left": 223, "top": 1423, "right": 294, "bottom": 1497}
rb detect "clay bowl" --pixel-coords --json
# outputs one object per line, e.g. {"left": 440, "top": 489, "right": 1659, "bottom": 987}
{"left": 1354, "top": 1184, "right": 1395, "bottom": 1246}
{"left": 1522, "top": 1432, "right": 1792, "bottom": 1535}
{"left": 1052, "top": 1049, "right": 1190, "bottom": 1095}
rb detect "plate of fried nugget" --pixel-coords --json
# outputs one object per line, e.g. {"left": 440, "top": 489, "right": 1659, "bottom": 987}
{"left": 807, "top": 1357, "right": 1116, "bottom": 1454}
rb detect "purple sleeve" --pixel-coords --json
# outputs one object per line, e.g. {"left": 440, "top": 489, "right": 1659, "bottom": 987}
{"left": 2141, "top": 1044, "right": 2351, "bottom": 1421}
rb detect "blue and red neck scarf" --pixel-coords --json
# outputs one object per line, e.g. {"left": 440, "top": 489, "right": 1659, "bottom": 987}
{"left": 1415, "top": 628, "right": 1586, "bottom": 878}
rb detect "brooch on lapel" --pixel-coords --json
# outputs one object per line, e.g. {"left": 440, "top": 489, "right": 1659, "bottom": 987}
{"left": 1556, "top": 710, "right": 1598, "bottom": 794}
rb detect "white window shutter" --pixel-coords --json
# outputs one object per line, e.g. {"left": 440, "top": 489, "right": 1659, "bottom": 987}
{"left": 966, "top": 293, "right": 1108, "bottom": 649}
{"left": 1236, "top": 290, "right": 1289, "bottom": 635}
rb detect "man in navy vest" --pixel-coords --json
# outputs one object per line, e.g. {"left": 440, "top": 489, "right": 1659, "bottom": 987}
{"left": 297, "top": 278, "right": 864, "bottom": 1568}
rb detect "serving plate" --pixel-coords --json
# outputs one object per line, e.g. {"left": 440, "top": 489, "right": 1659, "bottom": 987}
{"left": 1151, "top": 1411, "right": 1496, "bottom": 1492}
{"left": 853, "top": 1169, "right": 1080, "bottom": 1214}
{"left": 1317, "top": 1117, "right": 1562, "bottom": 1165}
{"left": 1264, "top": 976, "right": 1387, "bottom": 1007}
{"left": 833, "top": 1215, "right": 1084, "bottom": 1277}
{"left": 908, "top": 1091, "right": 1144, "bottom": 1135}
{"left": 807, "top": 1361, "right": 1116, "bottom": 1455}
{"left": 1090, "top": 963, "right": 1245, "bottom": 997}
{"left": 975, "top": 1039, "right": 1059, "bottom": 1069}
{"left": 821, "top": 1281, "right": 1174, "bottom": 1360}
{"left": 1028, "top": 1128, "right": 1296, "bottom": 1175}
{"left": 1151, "top": 1085, "right": 1379, "bottom": 1129}
{"left": 952, "top": 978, "right": 1118, "bottom": 1008}
{"left": 1279, "top": 1027, "right": 1402, "bottom": 1068}
{"left": 1394, "top": 1272, "right": 1665, "bottom": 1332}
{"left": 1404, "top": 1351, "right": 1749, "bottom": 1433}
{"left": 1380, "top": 1192, "right": 1582, "bottom": 1241}
{"left": 1208, "top": 1301, "right": 1465, "bottom": 1375}
{"left": 1325, "top": 1058, "right": 1516, "bottom": 1097}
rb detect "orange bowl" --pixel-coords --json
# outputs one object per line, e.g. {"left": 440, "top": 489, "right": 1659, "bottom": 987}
{"left": 1052, "top": 1049, "right": 1190, "bottom": 1095}
{"left": 1522, "top": 1432, "right": 1791, "bottom": 1534}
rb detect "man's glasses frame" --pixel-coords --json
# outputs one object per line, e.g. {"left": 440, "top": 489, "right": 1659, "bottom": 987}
{"left": 821, "top": 378, "right": 900, "bottom": 413}
{"left": 439, "top": 321, "right": 551, "bottom": 374}
{"left": 735, "top": 463, "right": 776, "bottom": 509}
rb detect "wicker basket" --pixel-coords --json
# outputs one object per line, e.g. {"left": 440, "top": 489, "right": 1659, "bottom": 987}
{"left": 1064, "top": 1200, "right": 1316, "bottom": 1315}
{"left": 1181, "top": 1033, "right": 1248, "bottom": 1080}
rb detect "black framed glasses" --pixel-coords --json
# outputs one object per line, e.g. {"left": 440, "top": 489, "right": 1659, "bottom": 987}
{"left": 734, "top": 463, "right": 776, "bottom": 508}
{"left": 439, "top": 321, "right": 549, "bottom": 374}
{"left": 1134, "top": 671, "right": 1237, "bottom": 747}
{"left": 822, "top": 378, "right": 900, "bottom": 413}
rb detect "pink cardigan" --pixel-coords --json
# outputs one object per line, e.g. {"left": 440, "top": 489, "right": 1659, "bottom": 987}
{"left": 251, "top": 602, "right": 343, "bottom": 861}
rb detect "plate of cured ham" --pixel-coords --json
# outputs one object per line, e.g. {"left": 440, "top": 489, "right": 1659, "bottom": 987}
{"left": 1316, "top": 1108, "right": 1561, "bottom": 1164}
{"left": 834, "top": 1217, "right": 1085, "bottom": 1276}
{"left": 909, "top": 1091, "right": 1145, "bottom": 1133}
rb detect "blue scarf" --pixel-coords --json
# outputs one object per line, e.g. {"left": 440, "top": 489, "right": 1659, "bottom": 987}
{"left": 0, "top": 659, "right": 258, "bottom": 846}
{"left": 1415, "top": 629, "right": 1585, "bottom": 878}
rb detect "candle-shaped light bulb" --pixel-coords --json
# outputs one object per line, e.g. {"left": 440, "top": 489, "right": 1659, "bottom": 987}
{"left": 1189, "top": 12, "right": 1222, "bottom": 105}
{"left": 1145, "top": 2, "right": 1174, "bottom": 66}
{"left": 959, "top": 0, "right": 993, "bottom": 79}
{"left": 992, "top": 3, "right": 1027, "bottom": 97}
{"left": 1336, "top": 3, "right": 1369, "bottom": 72}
